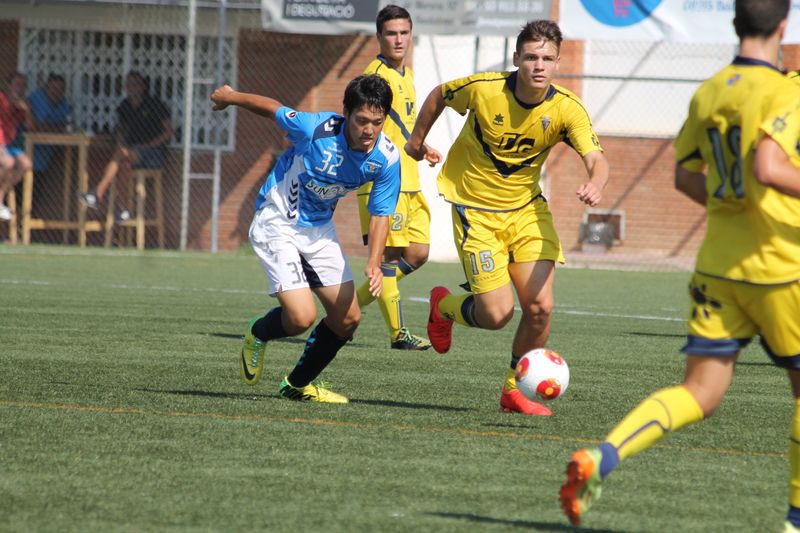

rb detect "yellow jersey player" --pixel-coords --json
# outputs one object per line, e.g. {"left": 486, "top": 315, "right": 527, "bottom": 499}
{"left": 355, "top": 4, "right": 442, "bottom": 351}
{"left": 560, "top": 1, "right": 800, "bottom": 528}
{"left": 406, "top": 20, "right": 609, "bottom": 416}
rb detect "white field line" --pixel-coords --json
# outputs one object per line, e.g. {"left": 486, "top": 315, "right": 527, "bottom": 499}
{"left": 1, "top": 277, "right": 682, "bottom": 323}
{"left": 405, "top": 296, "right": 683, "bottom": 322}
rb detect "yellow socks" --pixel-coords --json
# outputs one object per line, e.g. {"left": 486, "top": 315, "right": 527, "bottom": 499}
{"left": 356, "top": 279, "right": 375, "bottom": 307}
{"left": 605, "top": 385, "right": 704, "bottom": 461}
{"left": 790, "top": 398, "right": 800, "bottom": 509}
{"left": 356, "top": 263, "right": 402, "bottom": 338}
{"left": 438, "top": 293, "right": 478, "bottom": 327}
{"left": 375, "top": 264, "right": 402, "bottom": 339}
{"left": 503, "top": 367, "right": 518, "bottom": 392}
{"left": 357, "top": 258, "right": 415, "bottom": 307}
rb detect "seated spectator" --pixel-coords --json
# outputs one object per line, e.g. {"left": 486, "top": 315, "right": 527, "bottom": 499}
{"left": 0, "top": 72, "right": 33, "bottom": 221}
{"left": 12, "top": 73, "right": 72, "bottom": 173}
{"left": 78, "top": 71, "right": 172, "bottom": 220}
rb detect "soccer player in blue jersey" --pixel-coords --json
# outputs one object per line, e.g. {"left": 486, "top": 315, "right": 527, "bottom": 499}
{"left": 559, "top": 0, "right": 800, "bottom": 528}
{"left": 210, "top": 74, "right": 400, "bottom": 403}
{"left": 406, "top": 20, "right": 608, "bottom": 416}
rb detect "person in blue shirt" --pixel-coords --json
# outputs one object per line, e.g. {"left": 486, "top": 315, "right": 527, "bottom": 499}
{"left": 27, "top": 74, "right": 72, "bottom": 172}
{"left": 210, "top": 74, "right": 400, "bottom": 403}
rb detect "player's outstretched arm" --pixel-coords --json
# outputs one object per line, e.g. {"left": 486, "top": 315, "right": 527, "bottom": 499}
{"left": 405, "top": 85, "right": 446, "bottom": 161}
{"left": 210, "top": 84, "right": 282, "bottom": 119}
{"left": 674, "top": 164, "right": 707, "bottom": 206}
{"left": 576, "top": 151, "right": 609, "bottom": 207}
{"left": 755, "top": 135, "right": 800, "bottom": 198}
{"left": 364, "top": 215, "right": 390, "bottom": 297}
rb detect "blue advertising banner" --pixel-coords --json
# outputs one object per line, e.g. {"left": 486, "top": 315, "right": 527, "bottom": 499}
{"left": 560, "top": 0, "right": 800, "bottom": 43}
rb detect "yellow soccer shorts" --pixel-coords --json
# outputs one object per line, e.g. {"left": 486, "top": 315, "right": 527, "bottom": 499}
{"left": 683, "top": 272, "right": 800, "bottom": 367}
{"left": 451, "top": 197, "right": 565, "bottom": 295}
{"left": 358, "top": 190, "right": 431, "bottom": 248}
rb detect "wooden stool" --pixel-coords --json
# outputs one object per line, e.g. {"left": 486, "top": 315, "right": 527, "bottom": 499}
{"left": 104, "top": 168, "right": 164, "bottom": 250}
{"left": 6, "top": 188, "right": 17, "bottom": 244}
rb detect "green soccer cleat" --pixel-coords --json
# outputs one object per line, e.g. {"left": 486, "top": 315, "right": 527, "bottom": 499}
{"left": 390, "top": 327, "right": 432, "bottom": 351}
{"left": 559, "top": 448, "right": 603, "bottom": 526}
{"left": 240, "top": 315, "right": 267, "bottom": 386}
{"left": 279, "top": 376, "right": 348, "bottom": 403}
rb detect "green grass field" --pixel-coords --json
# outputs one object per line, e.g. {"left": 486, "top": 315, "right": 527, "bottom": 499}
{"left": 0, "top": 245, "right": 791, "bottom": 532}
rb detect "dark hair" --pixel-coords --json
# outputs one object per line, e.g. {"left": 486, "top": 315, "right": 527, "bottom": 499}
{"left": 343, "top": 74, "right": 392, "bottom": 116}
{"left": 126, "top": 70, "right": 148, "bottom": 89}
{"left": 376, "top": 4, "right": 412, "bottom": 33}
{"left": 733, "top": 0, "right": 789, "bottom": 38}
{"left": 47, "top": 73, "right": 65, "bottom": 85}
{"left": 516, "top": 20, "right": 562, "bottom": 53}
{"left": 6, "top": 71, "right": 25, "bottom": 84}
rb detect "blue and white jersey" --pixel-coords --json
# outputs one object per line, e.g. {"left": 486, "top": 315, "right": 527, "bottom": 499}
{"left": 255, "top": 107, "right": 401, "bottom": 227}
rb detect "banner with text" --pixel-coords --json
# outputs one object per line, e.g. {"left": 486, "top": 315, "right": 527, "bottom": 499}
{"left": 261, "top": 0, "right": 552, "bottom": 35}
{"left": 560, "top": 0, "right": 800, "bottom": 43}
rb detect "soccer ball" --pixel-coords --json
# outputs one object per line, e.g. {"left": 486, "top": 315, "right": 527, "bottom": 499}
{"left": 514, "top": 348, "right": 569, "bottom": 401}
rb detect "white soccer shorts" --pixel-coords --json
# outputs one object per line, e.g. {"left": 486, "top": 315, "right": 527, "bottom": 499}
{"left": 249, "top": 205, "right": 353, "bottom": 296}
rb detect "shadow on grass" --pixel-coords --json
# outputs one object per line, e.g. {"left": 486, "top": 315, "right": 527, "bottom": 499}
{"left": 134, "top": 387, "right": 277, "bottom": 400}
{"left": 205, "top": 332, "right": 303, "bottom": 344}
{"left": 204, "top": 332, "right": 365, "bottom": 347}
{"left": 626, "top": 331, "right": 685, "bottom": 338}
{"left": 426, "top": 511, "right": 624, "bottom": 532}
{"left": 133, "top": 387, "right": 471, "bottom": 412}
{"left": 481, "top": 422, "right": 549, "bottom": 430}
{"left": 350, "top": 398, "right": 473, "bottom": 412}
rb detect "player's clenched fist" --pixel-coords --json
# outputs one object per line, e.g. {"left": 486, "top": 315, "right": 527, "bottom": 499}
{"left": 210, "top": 85, "right": 234, "bottom": 110}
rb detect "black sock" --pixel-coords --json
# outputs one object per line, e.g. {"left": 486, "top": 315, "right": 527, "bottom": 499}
{"left": 510, "top": 354, "right": 521, "bottom": 370}
{"left": 461, "top": 295, "right": 479, "bottom": 327}
{"left": 287, "top": 319, "right": 349, "bottom": 387}
{"left": 251, "top": 307, "right": 287, "bottom": 341}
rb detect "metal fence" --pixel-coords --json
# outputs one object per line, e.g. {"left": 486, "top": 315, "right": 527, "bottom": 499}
{"left": 0, "top": 1, "right": 795, "bottom": 272}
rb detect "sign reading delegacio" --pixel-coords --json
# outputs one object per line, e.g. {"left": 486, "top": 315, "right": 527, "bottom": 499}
{"left": 283, "top": 0, "right": 377, "bottom": 23}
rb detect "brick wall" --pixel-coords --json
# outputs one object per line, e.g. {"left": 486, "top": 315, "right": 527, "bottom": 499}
{"left": 0, "top": 20, "right": 18, "bottom": 83}
{"left": 547, "top": 137, "right": 706, "bottom": 257}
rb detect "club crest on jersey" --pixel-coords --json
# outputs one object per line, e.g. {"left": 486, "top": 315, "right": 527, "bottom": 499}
{"left": 305, "top": 181, "right": 348, "bottom": 201}
{"left": 541, "top": 116, "right": 551, "bottom": 133}
{"left": 365, "top": 161, "right": 383, "bottom": 175}
{"left": 287, "top": 111, "right": 297, "bottom": 118}
{"left": 771, "top": 114, "right": 788, "bottom": 134}
{"left": 493, "top": 113, "right": 504, "bottom": 125}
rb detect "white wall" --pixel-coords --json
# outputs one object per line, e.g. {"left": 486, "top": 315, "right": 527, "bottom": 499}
{"left": 412, "top": 34, "right": 510, "bottom": 262}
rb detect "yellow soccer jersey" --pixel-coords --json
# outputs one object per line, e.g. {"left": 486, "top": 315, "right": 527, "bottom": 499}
{"left": 437, "top": 71, "right": 602, "bottom": 211}
{"left": 674, "top": 57, "right": 799, "bottom": 284}
{"left": 762, "top": 100, "right": 800, "bottom": 167}
{"left": 360, "top": 55, "right": 420, "bottom": 193}
{"left": 790, "top": 69, "right": 800, "bottom": 85}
